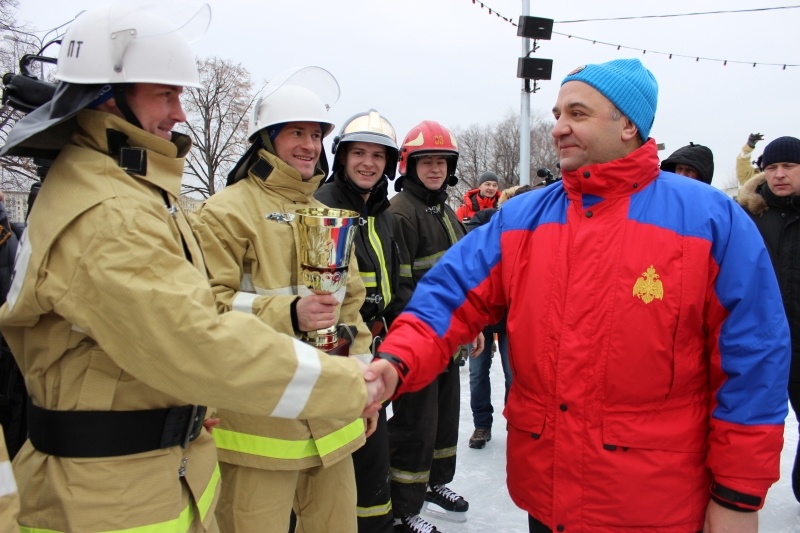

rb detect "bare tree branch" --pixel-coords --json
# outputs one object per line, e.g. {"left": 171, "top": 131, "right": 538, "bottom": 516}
{"left": 0, "top": 0, "right": 46, "bottom": 192}
{"left": 178, "top": 57, "right": 261, "bottom": 198}
{"left": 449, "top": 110, "right": 558, "bottom": 209}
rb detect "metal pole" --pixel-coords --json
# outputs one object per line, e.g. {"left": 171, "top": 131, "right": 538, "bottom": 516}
{"left": 519, "top": 0, "right": 531, "bottom": 185}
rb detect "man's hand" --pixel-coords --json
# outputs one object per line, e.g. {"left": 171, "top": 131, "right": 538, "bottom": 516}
{"left": 366, "top": 358, "right": 400, "bottom": 402}
{"left": 747, "top": 133, "right": 764, "bottom": 148}
{"left": 703, "top": 499, "right": 758, "bottom": 533}
{"left": 296, "top": 294, "right": 338, "bottom": 332}
{"left": 363, "top": 412, "right": 379, "bottom": 438}
{"left": 471, "top": 332, "right": 485, "bottom": 357}
{"left": 361, "top": 369, "right": 385, "bottom": 419}
{"left": 203, "top": 417, "right": 220, "bottom": 434}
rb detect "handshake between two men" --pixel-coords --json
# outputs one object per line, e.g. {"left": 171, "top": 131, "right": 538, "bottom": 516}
{"left": 360, "top": 359, "right": 400, "bottom": 418}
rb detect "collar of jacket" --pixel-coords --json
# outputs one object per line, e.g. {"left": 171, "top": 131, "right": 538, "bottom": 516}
{"left": 397, "top": 174, "right": 448, "bottom": 206}
{"left": 249, "top": 148, "right": 324, "bottom": 203}
{"left": 72, "top": 109, "right": 191, "bottom": 198}
{"left": 759, "top": 179, "right": 800, "bottom": 213}
{"left": 738, "top": 172, "right": 769, "bottom": 216}
{"left": 330, "top": 170, "right": 390, "bottom": 215}
{"left": 561, "top": 138, "right": 660, "bottom": 202}
{"left": 464, "top": 188, "right": 499, "bottom": 202}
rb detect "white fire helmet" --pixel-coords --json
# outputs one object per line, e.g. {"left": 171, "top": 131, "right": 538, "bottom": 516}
{"left": 247, "top": 66, "right": 339, "bottom": 140}
{"left": 55, "top": 1, "right": 210, "bottom": 87}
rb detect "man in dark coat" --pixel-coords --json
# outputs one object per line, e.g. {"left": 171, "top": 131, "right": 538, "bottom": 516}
{"left": 660, "top": 142, "right": 714, "bottom": 184}
{"left": 738, "top": 135, "right": 800, "bottom": 503}
{"left": 315, "top": 109, "right": 400, "bottom": 533}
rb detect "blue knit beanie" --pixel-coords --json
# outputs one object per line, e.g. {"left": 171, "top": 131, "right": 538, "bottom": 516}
{"left": 561, "top": 58, "right": 658, "bottom": 141}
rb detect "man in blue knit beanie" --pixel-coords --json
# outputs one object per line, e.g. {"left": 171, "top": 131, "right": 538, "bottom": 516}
{"left": 369, "top": 57, "right": 789, "bottom": 533}
{"left": 553, "top": 58, "right": 658, "bottom": 171}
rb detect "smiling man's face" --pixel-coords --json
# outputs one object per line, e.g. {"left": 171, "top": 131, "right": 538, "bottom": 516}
{"left": 273, "top": 121, "right": 323, "bottom": 180}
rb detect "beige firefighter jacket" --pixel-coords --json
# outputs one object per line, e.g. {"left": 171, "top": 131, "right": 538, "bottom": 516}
{"left": 0, "top": 111, "right": 369, "bottom": 532}
{"left": 192, "top": 148, "right": 371, "bottom": 471}
{"left": 0, "top": 426, "right": 19, "bottom": 533}
{"left": 736, "top": 142, "right": 764, "bottom": 186}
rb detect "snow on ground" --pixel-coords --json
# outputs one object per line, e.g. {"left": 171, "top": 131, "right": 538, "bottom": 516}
{"left": 415, "top": 358, "right": 800, "bottom": 532}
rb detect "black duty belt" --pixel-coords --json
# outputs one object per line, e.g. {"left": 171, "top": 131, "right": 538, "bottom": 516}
{"left": 28, "top": 401, "right": 207, "bottom": 458}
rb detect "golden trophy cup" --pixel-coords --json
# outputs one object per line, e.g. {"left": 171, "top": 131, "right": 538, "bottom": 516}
{"left": 295, "top": 207, "right": 360, "bottom": 354}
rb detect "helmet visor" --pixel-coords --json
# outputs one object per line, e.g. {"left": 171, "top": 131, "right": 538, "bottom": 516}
{"left": 105, "top": 2, "right": 211, "bottom": 41}
{"left": 261, "top": 66, "right": 340, "bottom": 110}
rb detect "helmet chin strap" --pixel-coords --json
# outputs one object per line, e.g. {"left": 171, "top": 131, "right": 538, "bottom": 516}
{"left": 112, "top": 84, "right": 142, "bottom": 130}
{"left": 345, "top": 172, "right": 386, "bottom": 195}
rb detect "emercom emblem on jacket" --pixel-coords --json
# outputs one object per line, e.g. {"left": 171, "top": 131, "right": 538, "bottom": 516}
{"left": 632, "top": 265, "right": 664, "bottom": 304}
{"left": 265, "top": 212, "right": 295, "bottom": 223}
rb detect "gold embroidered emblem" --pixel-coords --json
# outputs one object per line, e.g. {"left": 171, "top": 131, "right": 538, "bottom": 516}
{"left": 632, "top": 265, "right": 664, "bottom": 304}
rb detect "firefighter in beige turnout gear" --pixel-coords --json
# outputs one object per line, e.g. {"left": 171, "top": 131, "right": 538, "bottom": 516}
{"left": 192, "top": 67, "right": 374, "bottom": 532}
{"left": 0, "top": 7, "right": 384, "bottom": 533}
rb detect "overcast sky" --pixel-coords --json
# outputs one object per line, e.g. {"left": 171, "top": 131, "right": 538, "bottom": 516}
{"left": 10, "top": 0, "right": 800, "bottom": 190}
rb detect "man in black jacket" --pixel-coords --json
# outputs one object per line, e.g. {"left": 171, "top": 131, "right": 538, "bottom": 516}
{"left": 315, "top": 109, "right": 400, "bottom": 533}
{"left": 738, "top": 135, "right": 800, "bottom": 502}
{"left": 384, "top": 120, "right": 482, "bottom": 533}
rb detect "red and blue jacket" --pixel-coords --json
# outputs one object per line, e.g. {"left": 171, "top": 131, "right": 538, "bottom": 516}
{"left": 379, "top": 140, "right": 790, "bottom": 532}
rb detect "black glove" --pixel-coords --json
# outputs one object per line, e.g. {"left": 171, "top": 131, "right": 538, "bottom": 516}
{"left": 747, "top": 133, "right": 764, "bottom": 148}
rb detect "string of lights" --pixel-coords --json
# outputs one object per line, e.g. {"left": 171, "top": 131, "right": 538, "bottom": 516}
{"left": 557, "top": 5, "right": 800, "bottom": 24}
{"left": 468, "top": 0, "right": 798, "bottom": 69}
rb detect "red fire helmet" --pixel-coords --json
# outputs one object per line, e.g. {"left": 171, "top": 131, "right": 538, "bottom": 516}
{"left": 398, "top": 120, "right": 459, "bottom": 176}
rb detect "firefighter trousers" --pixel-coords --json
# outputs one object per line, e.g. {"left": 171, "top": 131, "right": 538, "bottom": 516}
{"left": 217, "top": 456, "right": 356, "bottom": 533}
{"left": 354, "top": 405, "right": 394, "bottom": 533}
{"left": 388, "top": 357, "right": 460, "bottom": 517}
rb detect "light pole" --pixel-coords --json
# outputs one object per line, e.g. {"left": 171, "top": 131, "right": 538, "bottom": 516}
{"left": 519, "top": 0, "right": 531, "bottom": 186}
{"left": 516, "top": 11, "right": 553, "bottom": 186}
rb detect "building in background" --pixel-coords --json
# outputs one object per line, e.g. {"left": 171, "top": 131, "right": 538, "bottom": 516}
{"left": 4, "top": 191, "right": 29, "bottom": 223}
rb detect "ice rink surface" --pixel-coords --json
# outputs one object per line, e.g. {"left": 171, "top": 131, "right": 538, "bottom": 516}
{"left": 416, "top": 359, "right": 800, "bottom": 532}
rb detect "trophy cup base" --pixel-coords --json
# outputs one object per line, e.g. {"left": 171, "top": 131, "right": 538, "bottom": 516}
{"left": 303, "top": 327, "right": 350, "bottom": 356}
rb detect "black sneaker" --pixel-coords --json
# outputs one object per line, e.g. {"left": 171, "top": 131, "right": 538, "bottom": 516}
{"left": 468, "top": 427, "right": 491, "bottom": 449}
{"left": 394, "top": 514, "right": 440, "bottom": 533}
{"left": 425, "top": 484, "right": 469, "bottom": 513}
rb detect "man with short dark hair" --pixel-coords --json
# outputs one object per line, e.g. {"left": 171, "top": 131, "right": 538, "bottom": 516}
{"left": 738, "top": 134, "right": 800, "bottom": 504}
{"left": 369, "top": 58, "right": 790, "bottom": 533}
